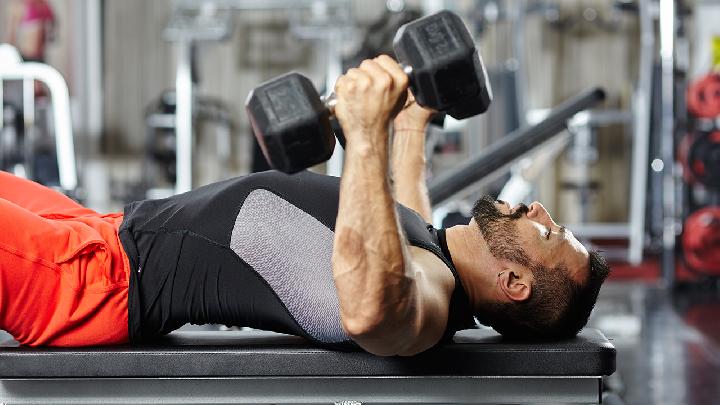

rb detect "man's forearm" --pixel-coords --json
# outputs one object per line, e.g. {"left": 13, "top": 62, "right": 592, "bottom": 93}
{"left": 391, "top": 128, "right": 432, "bottom": 222}
{"left": 332, "top": 133, "right": 417, "bottom": 345}
{"left": 330, "top": 56, "right": 422, "bottom": 355}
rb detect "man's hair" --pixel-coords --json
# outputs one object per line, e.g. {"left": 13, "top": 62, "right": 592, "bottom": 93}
{"left": 476, "top": 249, "right": 611, "bottom": 340}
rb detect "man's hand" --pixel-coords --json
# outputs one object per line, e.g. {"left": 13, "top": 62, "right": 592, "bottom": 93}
{"left": 334, "top": 55, "right": 409, "bottom": 147}
{"left": 393, "top": 91, "right": 436, "bottom": 133}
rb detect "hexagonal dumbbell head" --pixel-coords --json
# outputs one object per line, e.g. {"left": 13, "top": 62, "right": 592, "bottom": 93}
{"left": 393, "top": 10, "right": 492, "bottom": 119}
{"left": 246, "top": 72, "right": 335, "bottom": 174}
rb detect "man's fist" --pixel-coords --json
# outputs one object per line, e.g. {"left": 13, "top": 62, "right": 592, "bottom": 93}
{"left": 334, "top": 55, "right": 409, "bottom": 146}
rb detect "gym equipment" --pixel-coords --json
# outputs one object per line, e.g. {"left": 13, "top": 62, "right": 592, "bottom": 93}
{"left": 0, "top": 328, "right": 615, "bottom": 404}
{"left": 246, "top": 10, "right": 492, "bottom": 174}
{"left": 139, "top": 90, "right": 235, "bottom": 199}
{"left": 429, "top": 87, "right": 606, "bottom": 206}
{"left": 164, "top": 3, "right": 235, "bottom": 194}
{"left": 343, "top": 7, "right": 423, "bottom": 71}
{"left": 0, "top": 104, "right": 22, "bottom": 171}
{"left": 678, "top": 130, "right": 720, "bottom": 189}
{"left": 687, "top": 72, "right": 720, "bottom": 119}
{"left": 0, "top": 43, "right": 77, "bottom": 193}
{"left": 682, "top": 206, "right": 720, "bottom": 275}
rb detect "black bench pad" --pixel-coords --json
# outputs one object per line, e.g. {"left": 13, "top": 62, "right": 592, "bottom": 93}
{"left": 0, "top": 328, "right": 615, "bottom": 378}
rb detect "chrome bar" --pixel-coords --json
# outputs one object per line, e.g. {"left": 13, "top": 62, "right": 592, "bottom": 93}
{"left": 658, "top": 0, "right": 677, "bottom": 285}
{"left": 174, "top": 0, "right": 350, "bottom": 11}
{"left": 324, "top": 35, "right": 344, "bottom": 177}
{"left": 0, "top": 51, "right": 78, "bottom": 191}
{"left": 175, "top": 40, "right": 194, "bottom": 194}
{"left": 628, "top": 0, "right": 654, "bottom": 265}
{"left": 0, "top": 376, "right": 602, "bottom": 404}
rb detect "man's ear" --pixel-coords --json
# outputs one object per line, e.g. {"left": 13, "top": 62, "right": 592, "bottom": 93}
{"left": 495, "top": 263, "right": 531, "bottom": 302}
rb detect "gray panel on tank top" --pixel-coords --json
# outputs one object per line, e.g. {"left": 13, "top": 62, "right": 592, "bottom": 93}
{"left": 230, "top": 189, "right": 350, "bottom": 343}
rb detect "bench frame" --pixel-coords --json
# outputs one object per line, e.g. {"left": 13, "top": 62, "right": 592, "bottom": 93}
{"left": 0, "top": 375, "right": 602, "bottom": 404}
{"left": 0, "top": 329, "right": 614, "bottom": 404}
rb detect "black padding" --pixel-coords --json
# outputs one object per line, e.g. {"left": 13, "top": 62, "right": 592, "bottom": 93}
{"left": 0, "top": 328, "right": 615, "bottom": 378}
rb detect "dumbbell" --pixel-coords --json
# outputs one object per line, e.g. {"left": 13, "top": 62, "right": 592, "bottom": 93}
{"left": 246, "top": 10, "right": 492, "bottom": 174}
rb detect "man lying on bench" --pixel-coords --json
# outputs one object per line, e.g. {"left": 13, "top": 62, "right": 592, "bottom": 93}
{"left": 0, "top": 56, "right": 610, "bottom": 355}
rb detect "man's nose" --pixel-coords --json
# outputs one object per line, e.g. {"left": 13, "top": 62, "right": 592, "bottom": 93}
{"left": 528, "top": 202, "right": 558, "bottom": 227}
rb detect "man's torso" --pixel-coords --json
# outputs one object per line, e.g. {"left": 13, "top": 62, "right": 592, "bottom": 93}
{"left": 118, "top": 171, "right": 474, "bottom": 348}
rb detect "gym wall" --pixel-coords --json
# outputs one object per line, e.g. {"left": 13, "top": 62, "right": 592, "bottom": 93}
{"left": 102, "top": 0, "right": 176, "bottom": 154}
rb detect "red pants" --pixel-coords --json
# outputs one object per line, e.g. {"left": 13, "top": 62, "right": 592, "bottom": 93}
{"left": 0, "top": 171, "right": 129, "bottom": 346}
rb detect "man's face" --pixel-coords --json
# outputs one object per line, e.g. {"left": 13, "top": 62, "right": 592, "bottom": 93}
{"left": 471, "top": 196, "right": 589, "bottom": 284}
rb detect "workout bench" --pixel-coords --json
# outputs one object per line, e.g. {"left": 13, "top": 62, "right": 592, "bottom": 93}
{"left": 0, "top": 328, "right": 615, "bottom": 404}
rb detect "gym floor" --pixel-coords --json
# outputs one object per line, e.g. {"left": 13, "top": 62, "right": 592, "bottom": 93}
{"left": 591, "top": 279, "right": 720, "bottom": 405}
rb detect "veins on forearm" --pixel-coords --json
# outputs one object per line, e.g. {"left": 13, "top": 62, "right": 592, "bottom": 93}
{"left": 390, "top": 128, "right": 432, "bottom": 221}
{"left": 333, "top": 129, "right": 414, "bottom": 324}
{"left": 333, "top": 227, "right": 411, "bottom": 316}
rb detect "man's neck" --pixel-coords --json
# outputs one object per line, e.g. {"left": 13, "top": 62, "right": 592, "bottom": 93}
{"left": 444, "top": 223, "right": 495, "bottom": 310}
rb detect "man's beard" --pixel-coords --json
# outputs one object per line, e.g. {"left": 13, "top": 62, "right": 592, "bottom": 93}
{"left": 471, "top": 195, "right": 532, "bottom": 267}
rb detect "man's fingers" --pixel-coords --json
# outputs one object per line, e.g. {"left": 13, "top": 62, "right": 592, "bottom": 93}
{"left": 374, "top": 55, "right": 409, "bottom": 89}
{"left": 345, "top": 67, "right": 371, "bottom": 90}
{"left": 334, "top": 74, "right": 348, "bottom": 93}
{"left": 359, "top": 59, "right": 393, "bottom": 89}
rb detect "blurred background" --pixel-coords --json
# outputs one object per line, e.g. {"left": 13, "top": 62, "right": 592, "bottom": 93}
{"left": 1, "top": 0, "right": 720, "bottom": 404}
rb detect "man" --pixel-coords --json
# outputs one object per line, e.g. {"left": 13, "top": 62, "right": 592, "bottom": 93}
{"left": 0, "top": 56, "right": 609, "bottom": 355}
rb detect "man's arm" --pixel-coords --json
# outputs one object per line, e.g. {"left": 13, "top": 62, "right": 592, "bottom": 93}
{"left": 391, "top": 94, "right": 435, "bottom": 222}
{"left": 332, "top": 56, "right": 451, "bottom": 356}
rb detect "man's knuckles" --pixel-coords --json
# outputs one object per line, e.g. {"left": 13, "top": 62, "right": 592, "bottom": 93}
{"left": 359, "top": 59, "right": 377, "bottom": 70}
{"left": 395, "top": 73, "right": 409, "bottom": 89}
{"left": 372, "top": 72, "right": 393, "bottom": 91}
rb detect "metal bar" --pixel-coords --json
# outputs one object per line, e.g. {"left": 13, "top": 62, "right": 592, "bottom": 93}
{"left": 175, "top": 39, "right": 194, "bottom": 194}
{"left": 497, "top": 132, "right": 571, "bottom": 205}
{"left": 0, "top": 376, "right": 601, "bottom": 404}
{"left": 429, "top": 88, "right": 606, "bottom": 206}
{"left": 174, "top": 0, "right": 350, "bottom": 11}
{"left": 658, "top": 0, "right": 677, "bottom": 285}
{"left": 567, "top": 119, "right": 593, "bottom": 224}
{"left": 22, "top": 77, "right": 35, "bottom": 180}
{"left": 512, "top": 0, "right": 528, "bottom": 128}
{"left": 628, "top": 0, "right": 654, "bottom": 265}
{"left": 563, "top": 223, "right": 630, "bottom": 239}
{"left": 22, "top": 77, "right": 35, "bottom": 129}
{"left": 324, "top": 35, "right": 344, "bottom": 177}
{"left": 85, "top": 0, "right": 104, "bottom": 147}
{"left": 0, "top": 78, "right": 4, "bottom": 131}
{"left": 146, "top": 113, "right": 177, "bottom": 129}
{"left": 570, "top": 110, "right": 632, "bottom": 126}
{"left": 0, "top": 62, "right": 78, "bottom": 191}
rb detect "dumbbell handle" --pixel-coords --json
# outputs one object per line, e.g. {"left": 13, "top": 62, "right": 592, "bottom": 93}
{"left": 322, "top": 65, "right": 414, "bottom": 114}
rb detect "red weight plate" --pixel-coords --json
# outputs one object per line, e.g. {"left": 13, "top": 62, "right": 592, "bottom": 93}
{"left": 682, "top": 207, "right": 720, "bottom": 274}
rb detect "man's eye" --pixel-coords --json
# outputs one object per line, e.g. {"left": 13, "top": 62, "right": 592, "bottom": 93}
{"left": 545, "top": 228, "right": 551, "bottom": 240}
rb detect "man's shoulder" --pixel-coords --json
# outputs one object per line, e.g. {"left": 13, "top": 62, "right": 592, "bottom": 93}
{"left": 408, "top": 246, "right": 455, "bottom": 292}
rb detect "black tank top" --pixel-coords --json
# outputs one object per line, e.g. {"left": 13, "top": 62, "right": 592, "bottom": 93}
{"left": 119, "top": 170, "right": 475, "bottom": 350}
